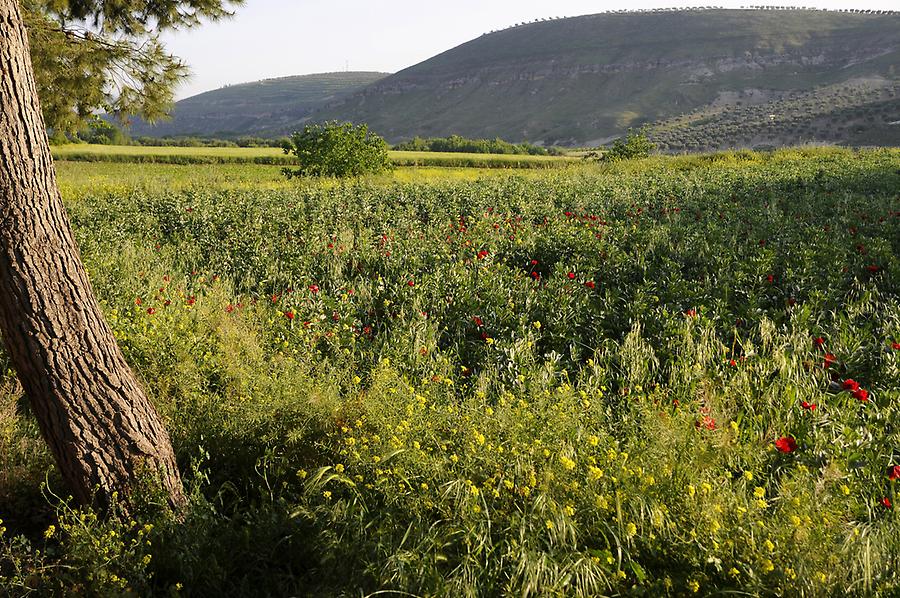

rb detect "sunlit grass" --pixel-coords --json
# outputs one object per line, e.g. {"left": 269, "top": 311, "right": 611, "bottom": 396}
{"left": 3, "top": 147, "right": 899, "bottom": 596}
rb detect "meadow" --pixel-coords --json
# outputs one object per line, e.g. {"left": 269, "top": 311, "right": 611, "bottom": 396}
{"left": 1, "top": 148, "right": 899, "bottom": 596}
{"left": 50, "top": 144, "right": 576, "bottom": 169}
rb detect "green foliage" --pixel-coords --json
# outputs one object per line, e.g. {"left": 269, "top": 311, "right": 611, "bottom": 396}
{"left": 22, "top": 0, "right": 243, "bottom": 136}
{"left": 2, "top": 148, "right": 900, "bottom": 595}
{"left": 604, "top": 128, "right": 656, "bottom": 161}
{"left": 77, "top": 117, "right": 130, "bottom": 145}
{"left": 281, "top": 122, "right": 392, "bottom": 178}
{"left": 394, "top": 134, "right": 559, "bottom": 156}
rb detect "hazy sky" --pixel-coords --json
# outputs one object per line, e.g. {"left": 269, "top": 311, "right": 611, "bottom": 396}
{"left": 161, "top": 0, "right": 899, "bottom": 99}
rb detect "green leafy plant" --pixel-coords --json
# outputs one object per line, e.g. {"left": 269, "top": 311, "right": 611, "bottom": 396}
{"left": 281, "top": 121, "right": 392, "bottom": 178}
{"left": 604, "top": 128, "right": 656, "bottom": 161}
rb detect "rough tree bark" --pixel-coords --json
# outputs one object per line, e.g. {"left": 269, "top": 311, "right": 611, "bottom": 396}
{"left": 0, "top": 0, "right": 184, "bottom": 510}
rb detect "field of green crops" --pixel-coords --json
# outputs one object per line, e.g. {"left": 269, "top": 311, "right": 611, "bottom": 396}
{"left": 2, "top": 147, "right": 900, "bottom": 596}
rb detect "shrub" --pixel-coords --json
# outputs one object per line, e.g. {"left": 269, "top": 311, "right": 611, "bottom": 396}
{"left": 604, "top": 128, "right": 656, "bottom": 161}
{"left": 281, "top": 121, "right": 392, "bottom": 178}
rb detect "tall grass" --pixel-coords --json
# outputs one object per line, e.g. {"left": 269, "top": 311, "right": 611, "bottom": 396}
{"left": 1, "top": 148, "right": 899, "bottom": 595}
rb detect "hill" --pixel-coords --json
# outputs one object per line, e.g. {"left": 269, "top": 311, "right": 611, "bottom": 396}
{"left": 129, "top": 71, "right": 388, "bottom": 138}
{"left": 312, "top": 9, "right": 900, "bottom": 147}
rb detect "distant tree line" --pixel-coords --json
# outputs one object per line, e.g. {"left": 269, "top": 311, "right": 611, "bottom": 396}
{"left": 394, "top": 135, "right": 564, "bottom": 156}
{"left": 484, "top": 6, "right": 896, "bottom": 33}
{"left": 57, "top": 118, "right": 288, "bottom": 148}
{"left": 130, "top": 136, "right": 286, "bottom": 148}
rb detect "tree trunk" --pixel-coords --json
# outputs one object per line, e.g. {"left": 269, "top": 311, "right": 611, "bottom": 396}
{"left": 0, "top": 0, "right": 184, "bottom": 511}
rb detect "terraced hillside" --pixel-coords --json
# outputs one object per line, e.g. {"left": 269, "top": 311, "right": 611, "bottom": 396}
{"left": 649, "top": 78, "right": 900, "bottom": 151}
{"left": 130, "top": 72, "right": 388, "bottom": 138}
{"left": 314, "top": 9, "right": 900, "bottom": 146}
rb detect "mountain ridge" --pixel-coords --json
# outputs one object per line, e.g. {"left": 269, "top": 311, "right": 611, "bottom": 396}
{"left": 129, "top": 71, "right": 389, "bottom": 138}
{"left": 134, "top": 9, "right": 900, "bottom": 149}
{"left": 310, "top": 9, "right": 900, "bottom": 146}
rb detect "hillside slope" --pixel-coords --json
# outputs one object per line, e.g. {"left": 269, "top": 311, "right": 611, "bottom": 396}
{"left": 313, "top": 9, "right": 900, "bottom": 146}
{"left": 130, "top": 72, "right": 388, "bottom": 138}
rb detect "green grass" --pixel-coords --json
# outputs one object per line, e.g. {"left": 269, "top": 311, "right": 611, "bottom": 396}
{"left": 52, "top": 161, "right": 568, "bottom": 200}
{"left": 3, "top": 147, "right": 900, "bottom": 596}
{"left": 51, "top": 144, "right": 576, "bottom": 169}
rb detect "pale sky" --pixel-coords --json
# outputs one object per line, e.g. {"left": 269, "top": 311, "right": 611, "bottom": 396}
{"left": 161, "top": 0, "right": 899, "bottom": 99}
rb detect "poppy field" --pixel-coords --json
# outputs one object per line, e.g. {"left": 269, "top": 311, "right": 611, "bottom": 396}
{"left": 1, "top": 148, "right": 900, "bottom": 596}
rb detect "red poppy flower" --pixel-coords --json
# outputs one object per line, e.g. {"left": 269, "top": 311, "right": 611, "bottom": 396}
{"left": 843, "top": 379, "right": 860, "bottom": 392}
{"left": 892, "top": 342, "right": 900, "bottom": 351}
{"left": 164, "top": 299, "right": 171, "bottom": 307}
{"left": 584, "top": 280, "right": 595, "bottom": 289}
{"left": 271, "top": 294, "right": 279, "bottom": 303}
{"left": 225, "top": 304, "right": 235, "bottom": 313}
{"left": 775, "top": 436, "right": 797, "bottom": 453}
{"left": 888, "top": 466, "right": 900, "bottom": 481}
{"left": 800, "top": 401, "right": 817, "bottom": 411}
{"left": 531, "top": 271, "right": 540, "bottom": 279}
{"left": 684, "top": 308, "right": 697, "bottom": 318}
{"left": 696, "top": 416, "right": 716, "bottom": 430}
{"left": 530, "top": 259, "right": 539, "bottom": 266}
{"left": 881, "top": 497, "right": 892, "bottom": 509}
{"left": 814, "top": 337, "right": 825, "bottom": 348}
{"left": 472, "top": 316, "right": 483, "bottom": 327}
{"left": 186, "top": 296, "right": 196, "bottom": 306}
{"left": 146, "top": 308, "right": 156, "bottom": 315}
{"left": 766, "top": 274, "right": 775, "bottom": 284}
{"left": 407, "top": 280, "right": 415, "bottom": 287}
{"left": 309, "top": 284, "right": 319, "bottom": 293}
{"left": 823, "top": 353, "right": 837, "bottom": 368}
{"left": 284, "top": 311, "right": 295, "bottom": 320}
{"left": 477, "top": 250, "right": 488, "bottom": 260}
{"left": 567, "top": 272, "right": 576, "bottom": 280}
{"left": 852, "top": 388, "right": 869, "bottom": 402}
{"left": 729, "top": 359, "right": 737, "bottom": 367}
{"left": 866, "top": 265, "right": 880, "bottom": 273}
{"left": 135, "top": 297, "right": 143, "bottom": 306}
